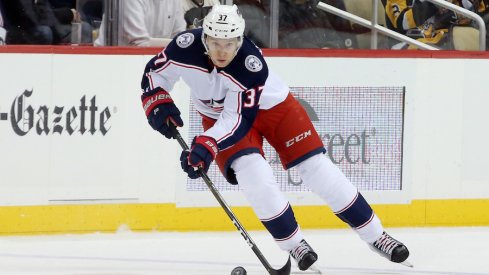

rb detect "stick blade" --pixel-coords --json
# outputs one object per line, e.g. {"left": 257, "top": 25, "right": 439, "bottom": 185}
{"left": 269, "top": 256, "right": 291, "bottom": 275}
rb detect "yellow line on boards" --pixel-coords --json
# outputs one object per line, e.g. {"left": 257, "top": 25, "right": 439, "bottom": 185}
{"left": 0, "top": 199, "right": 488, "bottom": 235}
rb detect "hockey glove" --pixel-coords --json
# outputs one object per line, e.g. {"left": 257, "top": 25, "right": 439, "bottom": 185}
{"left": 141, "top": 87, "right": 183, "bottom": 139}
{"left": 180, "top": 151, "right": 199, "bottom": 179}
{"left": 180, "top": 136, "right": 218, "bottom": 178}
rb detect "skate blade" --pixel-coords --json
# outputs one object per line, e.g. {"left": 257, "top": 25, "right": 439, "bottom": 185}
{"left": 400, "top": 260, "right": 414, "bottom": 268}
{"left": 309, "top": 265, "right": 323, "bottom": 274}
{"left": 290, "top": 264, "right": 323, "bottom": 274}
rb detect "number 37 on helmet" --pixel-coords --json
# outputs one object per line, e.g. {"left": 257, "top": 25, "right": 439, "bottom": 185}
{"left": 202, "top": 4, "right": 245, "bottom": 40}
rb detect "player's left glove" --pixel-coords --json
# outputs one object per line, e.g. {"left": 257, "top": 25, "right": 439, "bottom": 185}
{"left": 180, "top": 135, "right": 218, "bottom": 178}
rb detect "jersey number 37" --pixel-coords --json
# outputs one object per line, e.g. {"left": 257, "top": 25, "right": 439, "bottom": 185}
{"left": 243, "top": 86, "right": 263, "bottom": 108}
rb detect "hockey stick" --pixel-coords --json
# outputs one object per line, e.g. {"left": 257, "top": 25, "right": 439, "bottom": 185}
{"left": 169, "top": 125, "right": 291, "bottom": 275}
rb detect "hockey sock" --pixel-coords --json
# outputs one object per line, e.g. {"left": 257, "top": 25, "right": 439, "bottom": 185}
{"left": 297, "top": 154, "right": 383, "bottom": 243}
{"left": 335, "top": 192, "right": 383, "bottom": 243}
{"left": 232, "top": 153, "right": 304, "bottom": 250}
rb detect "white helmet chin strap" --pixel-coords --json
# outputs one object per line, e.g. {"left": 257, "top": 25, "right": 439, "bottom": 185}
{"left": 201, "top": 33, "right": 211, "bottom": 56}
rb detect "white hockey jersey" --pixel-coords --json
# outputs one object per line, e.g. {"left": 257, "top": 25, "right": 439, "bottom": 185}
{"left": 142, "top": 28, "right": 290, "bottom": 151}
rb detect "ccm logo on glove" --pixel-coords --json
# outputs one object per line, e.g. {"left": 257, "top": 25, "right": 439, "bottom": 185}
{"left": 189, "top": 136, "right": 218, "bottom": 164}
{"left": 199, "top": 138, "right": 218, "bottom": 157}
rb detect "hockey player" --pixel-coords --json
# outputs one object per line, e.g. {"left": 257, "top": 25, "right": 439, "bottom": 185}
{"left": 140, "top": 4, "right": 410, "bottom": 271}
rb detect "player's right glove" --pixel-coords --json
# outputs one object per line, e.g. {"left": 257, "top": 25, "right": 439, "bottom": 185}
{"left": 180, "top": 150, "right": 200, "bottom": 179}
{"left": 180, "top": 136, "right": 218, "bottom": 178}
{"left": 141, "top": 87, "right": 183, "bottom": 139}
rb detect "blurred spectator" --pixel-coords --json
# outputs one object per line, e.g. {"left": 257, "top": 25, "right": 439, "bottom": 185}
{"left": 182, "top": 0, "right": 219, "bottom": 29}
{"left": 80, "top": 0, "right": 103, "bottom": 26}
{"left": 49, "top": 0, "right": 102, "bottom": 25}
{"left": 450, "top": 0, "right": 489, "bottom": 50}
{"left": 382, "top": 0, "right": 489, "bottom": 50}
{"left": 0, "top": 0, "right": 91, "bottom": 44}
{"left": 381, "top": 0, "right": 470, "bottom": 49}
{"left": 450, "top": 0, "right": 488, "bottom": 20}
{"left": 94, "top": 0, "right": 186, "bottom": 47}
{"left": 278, "top": 0, "right": 353, "bottom": 48}
{"left": 234, "top": 0, "right": 358, "bottom": 49}
{"left": 1, "top": 0, "right": 55, "bottom": 44}
{"left": 382, "top": 0, "right": 437, "bottom": 33}
{"left": 47, "top": 0, "right": 93, "bottom": 44}
{"left": 0, "top": 1, "right": 5, "bottom": 45}
{"left": 234, "top": 0, "right": 271, "bottom": 47}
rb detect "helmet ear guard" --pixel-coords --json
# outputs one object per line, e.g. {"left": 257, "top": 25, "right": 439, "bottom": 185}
{"left": 201, "top": 4, "right": 245, "bottom": 54}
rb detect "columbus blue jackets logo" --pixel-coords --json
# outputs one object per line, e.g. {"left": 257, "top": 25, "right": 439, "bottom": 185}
{"left": 245, "top": 55, "right": 263, "bottom": 72}
{"left": 176, "top": 33, "right": 194, "bottom": 48}
{"left": 200, "top": 97, "right": 225, "bottom": 112}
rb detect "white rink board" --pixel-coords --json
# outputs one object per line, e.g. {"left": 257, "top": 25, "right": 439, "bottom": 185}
{"left": 0, "top": 53, "right": 488, "bottom": 206}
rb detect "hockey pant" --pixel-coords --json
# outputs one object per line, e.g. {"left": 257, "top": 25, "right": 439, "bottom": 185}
{"left": 231, "top": 152, "right": 383, "bottom": 251}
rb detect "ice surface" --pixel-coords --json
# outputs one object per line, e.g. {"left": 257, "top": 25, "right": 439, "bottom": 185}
{"left": 0, "top": 227, "right": 488, "bottom": 275}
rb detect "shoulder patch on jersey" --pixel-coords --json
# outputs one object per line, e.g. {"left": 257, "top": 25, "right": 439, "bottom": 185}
{"left": 176, "top": 33, "right": 195, "bottom": 48}
{"left": 244, "top": 55, "right": 263, "bottom": 72}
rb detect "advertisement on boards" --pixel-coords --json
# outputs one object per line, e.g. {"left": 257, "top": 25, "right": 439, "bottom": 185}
{"left": 186, "top": 86, "right": 405, "bottom": 192}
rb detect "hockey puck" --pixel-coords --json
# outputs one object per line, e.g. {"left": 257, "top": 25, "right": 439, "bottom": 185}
{"left": 231, "top": 266, "right": 247, "bottom": 275}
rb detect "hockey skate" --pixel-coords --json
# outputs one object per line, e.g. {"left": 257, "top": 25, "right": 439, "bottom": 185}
{"left": 289, "top": 239, "right": 318, "bottom": 271}
{"left": 370, "top": 231, "right": 412, "bottom": 267}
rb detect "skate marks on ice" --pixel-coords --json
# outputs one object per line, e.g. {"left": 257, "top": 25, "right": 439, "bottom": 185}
{"left": 0, "top": 251, "right": 261, "bottom": 275}
{"left": 226, "top": 262, "right": 489, "bottom": 275}
{"left": 0, "top": 251, "right": 486, "bottom": 275}
{"left": 305, "top": 265, "right": 489, "bottom": 275}
{"left": 0, "top": 227, "right": 487, "bottom": 274}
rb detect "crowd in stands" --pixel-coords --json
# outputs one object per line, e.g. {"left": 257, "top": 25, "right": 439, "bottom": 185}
{"left": 0, "top": 1, "right": 5, "bottom": 45}
{"left": 0, "top": 0, "right": 487, "bottom": 50}
{"left": 381, "top": 0, "right": 489, "bottom": 50}
{"left": 0, "top": 0, "right": 98, "bottom": 44}
{"left": 94, "top": 0, "right": 185, "bottom": 47}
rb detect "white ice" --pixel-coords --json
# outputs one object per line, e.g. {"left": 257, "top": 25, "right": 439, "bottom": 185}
{"left": 0, "top": 227, "right": 488, "bottom": 275}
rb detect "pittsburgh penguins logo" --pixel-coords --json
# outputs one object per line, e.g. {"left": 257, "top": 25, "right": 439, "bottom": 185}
{"left": 244, "top": 55, "right": 263, "bottom": 72}
{"left": 176, "top": 33, "right": 195, "bottom": 48}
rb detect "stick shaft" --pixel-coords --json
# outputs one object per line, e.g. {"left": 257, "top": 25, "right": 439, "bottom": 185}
{"left": 171, "top": 127, "right": 289, "bottom": 274}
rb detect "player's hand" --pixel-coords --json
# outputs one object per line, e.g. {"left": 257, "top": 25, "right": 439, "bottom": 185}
{"left": 141, "top": 87, "right": 183, "bottom": 139}
{"left": 180, "top": 136, "right": 218, "bottom": 178}
{"left": 180, "top": 151, "right": 199, "bottom": 179}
